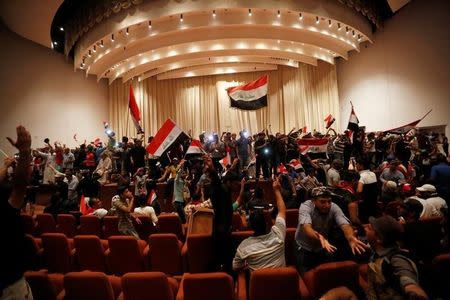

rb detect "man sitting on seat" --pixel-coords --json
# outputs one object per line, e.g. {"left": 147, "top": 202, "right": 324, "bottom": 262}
{"left": 232, "top": 178, "right": 286, "bottom": 272}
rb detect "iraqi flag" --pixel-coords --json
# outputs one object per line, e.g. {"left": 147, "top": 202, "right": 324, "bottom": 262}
{"left": 186, "top": 139, "right": 206, "bottom": 156}
{"left": 289, "top": 159, "right": 303, "bottom": 170}
{"left": 146, "top": 119, "right": 190, "bottom": 157}
{"left": 227, "top": 75, "right": 268, "bottom": 110}
{"left": 219, "top": 151, "right": 231, "bottom": 169}
{"left": 129, "top": 85, "right": 144, "bottom": 134}
{"left": 146, "top": 190, "right": 157, "bottom": 205}
{"left": 324, "top": 114, "right": 335, "bottom": 129}
{"left": 277, "top": 163, "right": 288, "bottom": 174}
{"left": 297, "top": 138, "right": 328, "bottom": 155}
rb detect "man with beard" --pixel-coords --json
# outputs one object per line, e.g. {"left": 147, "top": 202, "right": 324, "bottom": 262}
{"left": 294, "top": 187, "right": 368, "bottom": 274}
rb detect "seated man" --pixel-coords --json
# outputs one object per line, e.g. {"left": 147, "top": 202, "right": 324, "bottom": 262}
{"left": 294, "top": 187, "right": 368, "bottom": 274}
{"left": 364, "top": 216, "right": 428, "bottom": 299}
{"left": 232, "top": 179, "right": 286, "bottom": 272}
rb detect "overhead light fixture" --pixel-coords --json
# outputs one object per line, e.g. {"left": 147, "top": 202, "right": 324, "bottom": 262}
{"left": 93, "top": 45, "right": 96, "bottom": 53}
{"left": 346, "top": 26, "right": 349, "bottom": 34}
{"left": 338, "top": 23, "right": 341, "bottom": 30}
{"left": 180, "top": 14, "right": 183, "bottom": 22}
{"left": 100, "top": 40, "right": 104, "bottom": 48}
{"left": 352, "top": 30, "right": 355, "bottom": 37}
{"left": 126, "top": 28, "right": 129, "bottom": 35}
{"left": 328, "top": 20, "right": 332, "bottom": 27}
{"left": 213, "top": 10, "right": 216, "bottom": 17}
{"left": 277, "top": 10, "right": 281, "bottom": 18}
{"left": 358, "top": 34, "right": 361, "bottom": 41}
{"left": 316, "top": 16, "right": 320, "bottom": 24}
{"left": 299, "top": 13, "right": 303, "bottom": 20}
{"left": 148, "top": 20, "right": 152, "bottom": 28}
{"left": 111, "top": 34, "right": 115, "bottom": 42}
{"left": 88, "top": 50, "right": 91, "bottom": 57}
{"left": 248, "top": 9, "right": 252, "bottom": 16}
{"left": 59, "top": 27, "right": 64, "bottom": 32}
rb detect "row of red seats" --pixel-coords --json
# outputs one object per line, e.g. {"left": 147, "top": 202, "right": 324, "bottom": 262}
{"left": 24, "top": 227, "right": 303, "bottom": 276}
{"left": 22, "top": 213, "right": 186, "bottom": 240}
{"left": 24, "top": 263, "right": 359, "bottom": 300}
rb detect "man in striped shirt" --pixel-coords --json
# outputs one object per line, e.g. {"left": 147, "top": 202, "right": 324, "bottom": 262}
{"left": 232, "top": 179, "right": 286, "bottom": 271}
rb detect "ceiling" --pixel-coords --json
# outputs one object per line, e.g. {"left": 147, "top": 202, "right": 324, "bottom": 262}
{"left": 1, "top": 0, "right": 407, "bottom": 83}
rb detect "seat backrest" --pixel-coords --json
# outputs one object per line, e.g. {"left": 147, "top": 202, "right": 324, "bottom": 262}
{"left": 107, "top": 236, "right": 145, "bottom": 275}
{"left": 148, "top": 233, "right": 183, "bottom": 275}
{"left": 135, "top": 215, "right": 157, "bottom": 240}
{"left": 102, "top": 216, "right": 120, "bottom": 238}
{"left": 284, "top": 228, "right": 297, "bottom": 266}
{"left": 304, "top": 261, "right": 359, "bottom": 298}
{"left": 79, "top": 215, "right": 102, "bottom": 236}
{"left": 62, "top": 271, "right": 115, "bottom": 300}
{"left": 187, "top": 208, "right": 214, "bottom": 236}
{"left": 285, "top": 209, "right": 299, "bottom": 228}
{"left": 57, "top": 214, "right": 78, "bottom": 238}
{"left": 231, "top": 212, "right": 245, "bottom": 231}
{"left": 21, "top": 214, "right": 36, "bottom": 235}
{"left": 250, "top": 267, "right": 300, "bottom": 300}
{"left": 36, "top": 213, "right": 57, "bottom": 235}
{"left": 41, "top": 233, "right": 73, "bottom": 274}
{"left": 24, "top": 234, "right": 41, "bottom": 271}
{"left": 121, "top": 272, "right": 175, "bottom": 300}
{"left": 25, "top": 271, "right": 59, "bottom": 300}
{"left": 182, "top": 272, "right": 234, "bottom": 300}
{"left": 185, "top": 234, "right": 214, "bottom": 273}
{"left": 158, "top": 214, "right": 185, "bottom": 241}
{"left": 432, "top": 253, "right": 450, "bottom": 298}
{"left": 74, "top": 235, "right": 107, "bottom": 272}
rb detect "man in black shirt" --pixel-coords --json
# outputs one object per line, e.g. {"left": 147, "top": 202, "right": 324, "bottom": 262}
{"left": 129, "top": 139, "right": 146, "bottom": 173}
{"left": 0, "top": 126, "right": 33, "bottom": 298}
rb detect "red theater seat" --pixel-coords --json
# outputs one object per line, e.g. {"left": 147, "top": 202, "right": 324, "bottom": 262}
{"left": 74, "top": 235, "right": 108, "bottom": 272}
{"left": 248, "top": 267, "right": 302, "bottom": 300}
{"left": 24, "top": 234, "right": 42, "bottom": 270}
{"left": 21, "top": 213, "right": 36, "bottom": 235}
{"left": 285, "top": 209, "right": 299, "bottom": 228}
{"left": 285, "top": 228, "right": 297, "bottom": 266}
{"left": 78, "top": 215, "right": 102, "bottom": 236}
{"left": 106, "top": 236, "right": 147, "bottom": 275}
{"left": 158, "top": 214, "right": 185, "bottom": 241}
{"left": 57, "top": 271, "right": 121, "bottom": 300}
{"left": 119, "top": 272, "right": 178, "bottom": 300}
{"left": 181, "top": 234, "right": 214, "bottom": 273}
{"left": 146, "top": 233, "right": 183, "bottom": 276}
{"left": 102, "top": 216, "right": 120, "bottom": 238}
{"left": 25, "top": 271, "right": 64, "bottom": 300}
{"left": 41, "top": 233, "right": 75, "bottom": 274}
{"left": 57, "top": 214, "right": 78, "bottom": 238}
{"left": 303, "top": 261, "right": 360, "bottom": 299}
{"left": 36, "top": 213, "right": 57, "bottom": 235}
{"left": 135, "top": 215, "right": 157, "bottom": 240}
{"left": 177, "top": 272, "right": 234, "bottom": 300}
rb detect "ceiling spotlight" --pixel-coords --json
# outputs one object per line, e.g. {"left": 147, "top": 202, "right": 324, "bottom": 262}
{"left": 100, "top": 40, "right": 104, "bottom": 48}
{"left": 316, "top": 16, "right": 320, "bottom": 24}
{"left": 248, "top": 9, "right": 252, "bottom": 16}
{"left": 126, "top": 28, "right": 129, "bottom": 35}
{"left": 277, "top": 10, "right": 281, "bottom": 18}
{"left": 93, "top": 45, "right": 96, "bottom": 53}
{"left": 358, "top": 34, "right": 361, "bottom": 41}
{"left": 148, "top": 20, "right": 152, "bottom": 28}
{"left": 180, "top": 14, "right": 183, "bottom": 22}
{"left": 59, "top": 27, "right": 64, "bottom": 32}
{"left": 346, "top": 27, "right": 349, "bottom": 34}
{"left": 88, "top": 50, "right": 91, "bottom": 57}
{"left": 299, "top": 13, "right": 303, "bottom": 20}
{"left": 111, "top": 34, "right": 115, "bottom": 42}
{"left": 328, "top": 20, "right": 332, "bottom": 27}
{"left": 352, "top": 30, "right": 355, "bottom": 37}
{"left": 213, "top": 10, "right": 216, "bottom": 17}
{"left": 338, "top": 23, "right": 341, "bottom": 30}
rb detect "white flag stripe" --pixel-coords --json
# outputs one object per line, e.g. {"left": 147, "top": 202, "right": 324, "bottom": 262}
{"left": 228, "top": 83, "right": 267, "bottom": 102}
{"left": 153, "top": 126, "right": 183, "bottom": 157}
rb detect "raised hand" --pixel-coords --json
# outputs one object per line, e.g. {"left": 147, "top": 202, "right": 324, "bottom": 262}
{"left": 348, "top": 236, "right": 369, "bottom": 255}
{"left": 319, "top": 235, "right": 337, "bottom": 253}
{"left": 6, "top": 126, "right": 31, "bottom": 153}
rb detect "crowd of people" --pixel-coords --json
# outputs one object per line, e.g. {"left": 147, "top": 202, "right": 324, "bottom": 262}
{"left": 1, "top": 124, "right": 449, "bottom": 299}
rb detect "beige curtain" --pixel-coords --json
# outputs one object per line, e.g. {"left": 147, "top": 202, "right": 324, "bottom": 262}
{"left": 108, "top": 62, "right": 340, "bottom": 138}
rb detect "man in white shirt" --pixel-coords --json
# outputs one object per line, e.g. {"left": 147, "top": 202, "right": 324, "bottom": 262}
{"left": 327, "top": 159, "right": 342, "bottom": 187}
{"left": 232, "top": 179, "right": 286, "bottom": 272}
{"left": 409, "top": 184, "right": 447, "bottom": 218}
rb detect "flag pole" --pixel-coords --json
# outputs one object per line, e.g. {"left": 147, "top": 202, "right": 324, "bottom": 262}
{"left": 419, "top": 109, "right": 432, "bottom": 121}
{"left": 0, "top": 148, "right": 9, "bottom": 157}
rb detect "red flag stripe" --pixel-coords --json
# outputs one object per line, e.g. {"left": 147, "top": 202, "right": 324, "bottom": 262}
{"left": 129, "top": 85, "right": 141, "bottom": 122}
{"left": 146, "top": 119, "right": 177, "bottom": 155}
{"left": 226, "top": 75, "right": 268, "bottom": 93}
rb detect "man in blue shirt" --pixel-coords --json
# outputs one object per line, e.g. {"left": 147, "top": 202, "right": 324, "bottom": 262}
{"left": 294, "top": 187, "right": 368, "bottom": 274}
{"left": 430, "top": 153, "right": 450, "bottom": 202}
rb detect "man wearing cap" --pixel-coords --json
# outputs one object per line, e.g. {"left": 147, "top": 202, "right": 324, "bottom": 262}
{"left": 410, "top": 184, "right": 447, "bottom": 218}
{"left": 364, "top": 215, "right": 428, "bottom": 299}
{"left": 294, "top": 186, "right": 368, "bottom": 274}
